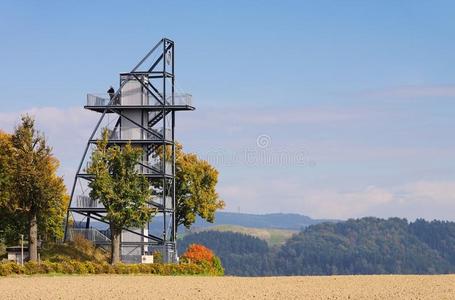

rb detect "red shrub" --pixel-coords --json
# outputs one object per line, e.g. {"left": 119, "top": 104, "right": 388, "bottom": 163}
{"left": 181, "top": 244, "right": 214, "bottom": 263}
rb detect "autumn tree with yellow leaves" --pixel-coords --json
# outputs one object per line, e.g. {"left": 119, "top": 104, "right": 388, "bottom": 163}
{"left": 174, "top": 143, "right": 225, "bottom": 229}
{"left": 0, "top": 115, "right": 68, "bottom": 261}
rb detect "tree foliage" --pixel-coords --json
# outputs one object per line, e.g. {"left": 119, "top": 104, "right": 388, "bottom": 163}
{"left": 174, "top": 143, "right": 224, "bottom": 229}
{"left": 179, "top": 243, "right": 224, "bottom": 275}
{"left": 0, "top": 131, "right": 13, "bottom": 208}
{"left": 0, "top": 132, "right": 21, "bottom": 244}
{"left": 275, "top": 217, "right": 450, "bottom": 275}
{"left": 0, "top": 115, "right": 68, "bottom": 261}
{"left": 181, "top": 244, "right": 214, "bottom": 263}
{"left": 87, "top": 129, "right": 154, "bottom": 264}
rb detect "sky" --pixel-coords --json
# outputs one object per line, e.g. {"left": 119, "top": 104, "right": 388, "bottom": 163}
{"left": 1, "top": 1, "right": 455, "bottom": 220}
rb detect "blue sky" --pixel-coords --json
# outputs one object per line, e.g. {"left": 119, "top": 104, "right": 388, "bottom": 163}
{"left": 1, "top": 1, "right": 455, "bottom": 220}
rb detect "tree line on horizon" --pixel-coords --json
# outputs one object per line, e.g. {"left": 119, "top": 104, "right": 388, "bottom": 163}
{"left": 179, "top": 217, "right": 455, "bottom": 276}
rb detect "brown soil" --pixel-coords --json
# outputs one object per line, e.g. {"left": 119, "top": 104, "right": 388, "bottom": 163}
{"left": 1, "top": 274, "right": 454, "bottom": 299}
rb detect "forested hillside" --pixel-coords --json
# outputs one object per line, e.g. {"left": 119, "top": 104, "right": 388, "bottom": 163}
{"left": 179, "top": 217, "right": 455, "bottom": 276}
{"left": 275, "top": 218, "right": 450, "bottom": 275}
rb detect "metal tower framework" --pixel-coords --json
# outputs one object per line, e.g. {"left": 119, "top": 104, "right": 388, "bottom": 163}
{"left": 64, "top": 38, "right": 194, "bottom": 262}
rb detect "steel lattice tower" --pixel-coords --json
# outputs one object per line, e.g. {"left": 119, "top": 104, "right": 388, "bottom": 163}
{"left": 64, "top": 38, "right": 194, "bottom": 263}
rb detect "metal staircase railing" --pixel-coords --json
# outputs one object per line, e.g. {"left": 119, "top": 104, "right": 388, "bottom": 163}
{"left": 87, "top": 94, "right": 110, "bottom": 106}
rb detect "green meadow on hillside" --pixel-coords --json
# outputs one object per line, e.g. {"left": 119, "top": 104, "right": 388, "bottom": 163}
{"left": 187, "top": 225, "right": 297, "bottom": 246}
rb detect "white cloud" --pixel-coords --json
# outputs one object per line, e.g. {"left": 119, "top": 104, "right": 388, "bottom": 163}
{"left": 402, "top": 181, "right": 455, "bottom": 205}
{"left": 302, "top": 186, "right": 396, "bottom": 219}
{"left": 219, "top": 178, "right": 455, "bottom": 221}
{"left": 0, "top": 107, "right": 98, "bottom": 188}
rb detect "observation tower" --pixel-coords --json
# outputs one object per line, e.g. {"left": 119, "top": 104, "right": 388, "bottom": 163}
{"left": 64, "top": 38, "right": 194, "bottom": 262}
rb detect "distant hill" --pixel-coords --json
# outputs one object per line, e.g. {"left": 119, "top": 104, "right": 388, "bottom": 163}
{"left": 179, "top": 212, "right": 333, "bottom": 246}
{"left": 179, "top": 217, "right": 455, "bottom": 276}
{"left": 275, "top": 217, "right": 452, "bottom": 275}
{"left": 190, "top": 211, "right": 335, "bottom": 230}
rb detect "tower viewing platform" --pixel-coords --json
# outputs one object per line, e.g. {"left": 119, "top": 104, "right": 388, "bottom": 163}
{"left": 85, "top": 92, "right": 193, "bottom": 111}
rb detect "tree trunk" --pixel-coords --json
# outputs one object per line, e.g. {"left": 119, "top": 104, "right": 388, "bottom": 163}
{"left": 110, "top": 225, "right": 121, "bottom": 265}
{"left": 28, "top": 212, "right": 38, "bottom": 262}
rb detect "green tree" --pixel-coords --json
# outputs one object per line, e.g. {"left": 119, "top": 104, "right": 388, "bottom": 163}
{"left": 0, "top": 131, "right": 16, "bottom": 244}
{"left": 174, "top": 143, "right": 225, "bottom": 229}
{"left": 0, "top": 131, "right": 13, "bottom": 209}
{"left": 87, "top": 130, "right": 154, "bottom": 264}
{"left": 0, "top": 116, "right": 67, "bottom": 261}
